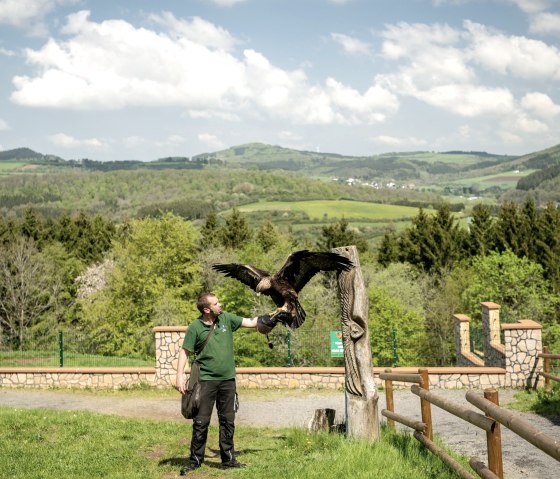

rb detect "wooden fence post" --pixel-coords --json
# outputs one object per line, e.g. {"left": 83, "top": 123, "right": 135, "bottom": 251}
{"left": 484, "top": 389, "right": 504, "bottom": 479}
{"left": 419, "top": 368, "right": 433, "bottom": 440}
{"left": 384, "top": 368, "right": 395, "bottom": 430}
{"left": 543, "top": 346, "right": 551, "bottom": 391}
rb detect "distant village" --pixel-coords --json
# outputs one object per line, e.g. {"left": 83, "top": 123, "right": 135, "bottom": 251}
{"left": 335, "top": 177, "right": 416, "bottom": 190}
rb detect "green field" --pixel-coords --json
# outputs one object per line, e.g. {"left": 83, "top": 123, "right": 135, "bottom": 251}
{"left": 450, "top": 170, "right": 536, "bottom": 188}
{"left": 237, "top": 200, "right": 435, "bottom": 221}
{"left": 0, "top": 160, "right": 27, "bottom": 172}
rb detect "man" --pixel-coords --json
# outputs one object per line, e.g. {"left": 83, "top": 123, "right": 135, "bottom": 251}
{"left": 175, "top": 292, "right": 284, "bottom": 475}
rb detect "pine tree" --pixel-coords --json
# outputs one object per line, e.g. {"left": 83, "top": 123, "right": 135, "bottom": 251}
{"left": 468, "top": 203, "right": 494, "bottom": 256}
{"left": 219, "top": 207, "right": 252, "bottom": 249}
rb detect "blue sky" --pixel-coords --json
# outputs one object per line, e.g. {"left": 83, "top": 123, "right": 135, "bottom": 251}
{"left": 0, "top": 0, "right": 559, "bottom": 162}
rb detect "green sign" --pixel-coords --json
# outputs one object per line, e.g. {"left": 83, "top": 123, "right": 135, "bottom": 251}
{"left": 330, "top": 330, "right": 344, "bottom": 357}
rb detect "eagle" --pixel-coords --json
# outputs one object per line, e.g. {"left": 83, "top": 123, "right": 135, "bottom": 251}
{"left": 212, "top": 250, "right": 353, "bottom": 328}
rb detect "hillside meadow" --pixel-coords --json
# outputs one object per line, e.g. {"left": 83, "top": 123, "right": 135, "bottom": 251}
{"left": 236, "top": 200, "right": 436, "bottom": 221}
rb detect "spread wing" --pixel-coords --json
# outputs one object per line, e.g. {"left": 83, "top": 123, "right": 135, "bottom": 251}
{"left": 276, "top": 250, "right": 353, "bottom": 292}
{"left": 212, "top": 263, "right": 270, "bottom": 292}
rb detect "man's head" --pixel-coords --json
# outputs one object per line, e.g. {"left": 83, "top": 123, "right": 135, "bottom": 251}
{"left": 197, "top": 292, "right": 222, "bottom": 318}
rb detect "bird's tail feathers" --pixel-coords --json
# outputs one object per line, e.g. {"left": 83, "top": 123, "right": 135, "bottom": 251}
{"left": 292, "top": 301, "right": 306, "bottom": 328}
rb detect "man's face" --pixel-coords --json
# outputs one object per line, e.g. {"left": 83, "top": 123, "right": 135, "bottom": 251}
{"left": 206, "top": 296, "right": 222, "bottom": 318}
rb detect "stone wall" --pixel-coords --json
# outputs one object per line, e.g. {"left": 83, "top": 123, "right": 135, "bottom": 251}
{"left": 1, "top": 306, "right": 544, "bottom": 390}
{"left": 454, "top": 303, "right": 543, "bottom": 388}
{"left": 481, "top": 302, "right": 506, "bottom": 367}
{"left": 0, "top": 367, "right": 155, "bottom": 389}
{"left": 503, "top": 320, "right": 542, "bottom": 388}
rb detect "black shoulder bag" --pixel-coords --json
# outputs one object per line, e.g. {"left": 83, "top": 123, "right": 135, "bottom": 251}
{"left": 181, "top": 322, "right": 215, "bottom": 420}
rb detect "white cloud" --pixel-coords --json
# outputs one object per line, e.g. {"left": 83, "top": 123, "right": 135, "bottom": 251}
{"left": 465, "top": 21, "right": 560, "bottom": 80}
{"left": 11, "top": 11, "right": 398, "bottom": 128}
{"left": 0, "top": 0, "right": 78, "bottom": 34}
{"left": 198, "top": 133, "right": 224, "bottom": 149}
{"left": 49, "top": 132, "right": 106, "bottom": 148}
{"left": 529, "top": 13, "right": 560, "bottom": 37}
{"left": 372, "top": 135, "right": 427, "bottom": 146}
{"left": 376, "top": 18, "right": 560, "bottom": 134}
{"left": 0, "top": 118, "right": 9, "bottom": 130}
{"left": 507, "top": 0, "right": 551, "bottom": 14}
{"left": 331, "top": 33, "right": 372, "bottom": 56}
{"left": 0, "top": 47, "right": 15, "bottom": 56}
{"left": 149, "top": 12, "right": 239, "bottom": 51}
{"left": 520, "top": 92, "right": 560, "bottom": 119}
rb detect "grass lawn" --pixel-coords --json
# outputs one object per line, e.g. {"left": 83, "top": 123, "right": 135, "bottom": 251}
{"left": 0, "top": 407, "right": 469, "bottom": 479}
{"left": 236, "top": 200, "right": 436, "bottom": 221}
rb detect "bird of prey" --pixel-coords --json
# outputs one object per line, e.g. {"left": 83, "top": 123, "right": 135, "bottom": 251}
{"left": 212, "top": 250, "right": 353, "bottom": 328}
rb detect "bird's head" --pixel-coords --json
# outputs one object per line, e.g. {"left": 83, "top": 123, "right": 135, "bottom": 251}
{"left": 256, "top": 277, "right": 272, "bottom": 294}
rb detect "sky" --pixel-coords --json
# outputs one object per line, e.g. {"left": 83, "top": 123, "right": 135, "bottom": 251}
{"left": 0, "top": 0, "right": 559, "bottom": 162}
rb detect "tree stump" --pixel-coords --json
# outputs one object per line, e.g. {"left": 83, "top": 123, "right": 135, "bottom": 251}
{"left": 308, "top": 408, "right": 336, "bottom": 433}
{"left": 333, "top": 245, "right": 380, "bottom": 441}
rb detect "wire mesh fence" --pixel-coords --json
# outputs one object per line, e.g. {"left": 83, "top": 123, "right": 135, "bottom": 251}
{"left": 0, "top": 330, "right": 154, "bottom": 368}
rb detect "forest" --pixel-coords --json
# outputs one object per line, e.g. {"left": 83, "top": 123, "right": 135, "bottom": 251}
{"left": 1, "top": 195, "right": 559, "bottom": 367}
{"left": 1, "top": 141, "right": 560, "bottom": 366}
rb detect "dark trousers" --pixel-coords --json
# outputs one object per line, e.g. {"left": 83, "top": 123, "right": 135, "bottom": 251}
{"left": 190, "top": 379, "right": 237, "bottom": 465}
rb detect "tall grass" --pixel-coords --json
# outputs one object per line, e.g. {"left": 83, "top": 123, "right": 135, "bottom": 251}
{"left": 0, "top": 407, "right": 468, "bottom": 479}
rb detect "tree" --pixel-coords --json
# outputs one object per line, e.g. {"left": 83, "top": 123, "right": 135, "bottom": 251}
{"left": 368, "top": 287, "right": 425, "bottom": 367}
{"left": 219, "top": 208, "right": 252, "bottom": 249}
{"left": 368, "top": 263, "right": 426, "bottom": 366}
{"left": 316, "top": 218, "right": 368, "bottom": 253}
{"left": 0, "top": 237, "right": 55, "bottom": 348}
{"left": 377, "top": 225, "right": 399, "bottom": 267}
{"left": 535, "top": 201, "right": 560, "bottom": 292}
{"left": 79, "top": 213, "right": 201, "bottom": 356}
{"left": 462, "top": 249, "right": 558, "bottom": 325}
{"left": 468, "top": 203, "right": 494, "bottom": 256}
{"left": 256, "top": 220, "right": 278, "bottom": 253}
{"left": 199, "top": 210, "right": 220, "bottom": 248}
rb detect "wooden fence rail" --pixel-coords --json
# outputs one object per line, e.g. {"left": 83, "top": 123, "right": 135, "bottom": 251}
{"left": 381, "top": 368, "right": 560, "bottom": 479}
{"left": 539, "top": 346, "right": 560, "bottom": 390}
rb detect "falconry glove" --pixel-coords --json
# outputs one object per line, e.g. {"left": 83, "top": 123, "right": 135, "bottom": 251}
{"left": 256, "top": 310, "right": 291, "bottom": 335}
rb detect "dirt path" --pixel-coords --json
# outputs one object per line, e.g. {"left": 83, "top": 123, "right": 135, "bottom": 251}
{"left": 1, "top": 388, "right": 558, "bottom": 479}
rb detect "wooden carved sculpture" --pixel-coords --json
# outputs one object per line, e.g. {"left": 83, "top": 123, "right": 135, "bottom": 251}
{"left": 333, "top": 245, "right": 379, "bottom": 441}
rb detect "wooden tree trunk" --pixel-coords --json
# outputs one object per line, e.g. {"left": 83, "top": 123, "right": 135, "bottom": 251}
{"left": 333, "top": 245, "right": 379, "bottom": 441}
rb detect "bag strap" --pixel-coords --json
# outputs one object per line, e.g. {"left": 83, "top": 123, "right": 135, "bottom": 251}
{"left": 195, "top": 320, "right": 216, "bottom": 356}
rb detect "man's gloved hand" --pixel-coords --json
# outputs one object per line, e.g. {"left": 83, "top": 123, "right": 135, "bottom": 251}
{"left": 256, "top": 310, "right": 291, "bottom": 335}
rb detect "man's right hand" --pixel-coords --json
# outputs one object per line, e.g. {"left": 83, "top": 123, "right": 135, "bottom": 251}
{"left": 176, "top": 374, "right": 186, "bottom": 394}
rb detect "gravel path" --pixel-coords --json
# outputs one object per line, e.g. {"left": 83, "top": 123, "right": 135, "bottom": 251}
{"left": 1, "top": 388, "right": 558, "bottom": 479}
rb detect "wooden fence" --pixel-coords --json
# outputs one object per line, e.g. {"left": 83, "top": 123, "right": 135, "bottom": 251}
{"left": 539, "top": 346, "right": 560, "bottom": 390}
{"left": 379, "top": 368, "right": 560, "bottom": 479}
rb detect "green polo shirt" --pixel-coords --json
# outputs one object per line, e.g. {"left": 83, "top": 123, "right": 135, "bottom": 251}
{"left": 182, "top": 311, "right": 244, "bottom": 381}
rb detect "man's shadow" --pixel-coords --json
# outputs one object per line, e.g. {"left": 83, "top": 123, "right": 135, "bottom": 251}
{"left": 160, "top": 446, "right": 275, "bottom": 470}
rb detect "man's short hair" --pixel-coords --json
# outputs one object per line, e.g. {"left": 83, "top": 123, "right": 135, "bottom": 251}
{"left": 197, "top": 292, "right": 216, "bottom": 313}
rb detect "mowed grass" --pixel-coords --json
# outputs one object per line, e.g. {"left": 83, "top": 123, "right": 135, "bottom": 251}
{"left": 0, "top": 407, "right": 468, "bottom": 479}
{"left": 237, "top": 200, "right": 435, "bottom": 221}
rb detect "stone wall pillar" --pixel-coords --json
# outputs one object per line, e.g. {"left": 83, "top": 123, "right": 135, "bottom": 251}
{"left": 153, "top": 326, "right": 186, "bottom": 386}
{"left": 481, "top": 302, "right": 505, "bottom": 367}
{"left": 503, "top": 320, "right": 543, "bottom": 388}
{"left": 454, "top": 314, "right": 484, "bottom": 367}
